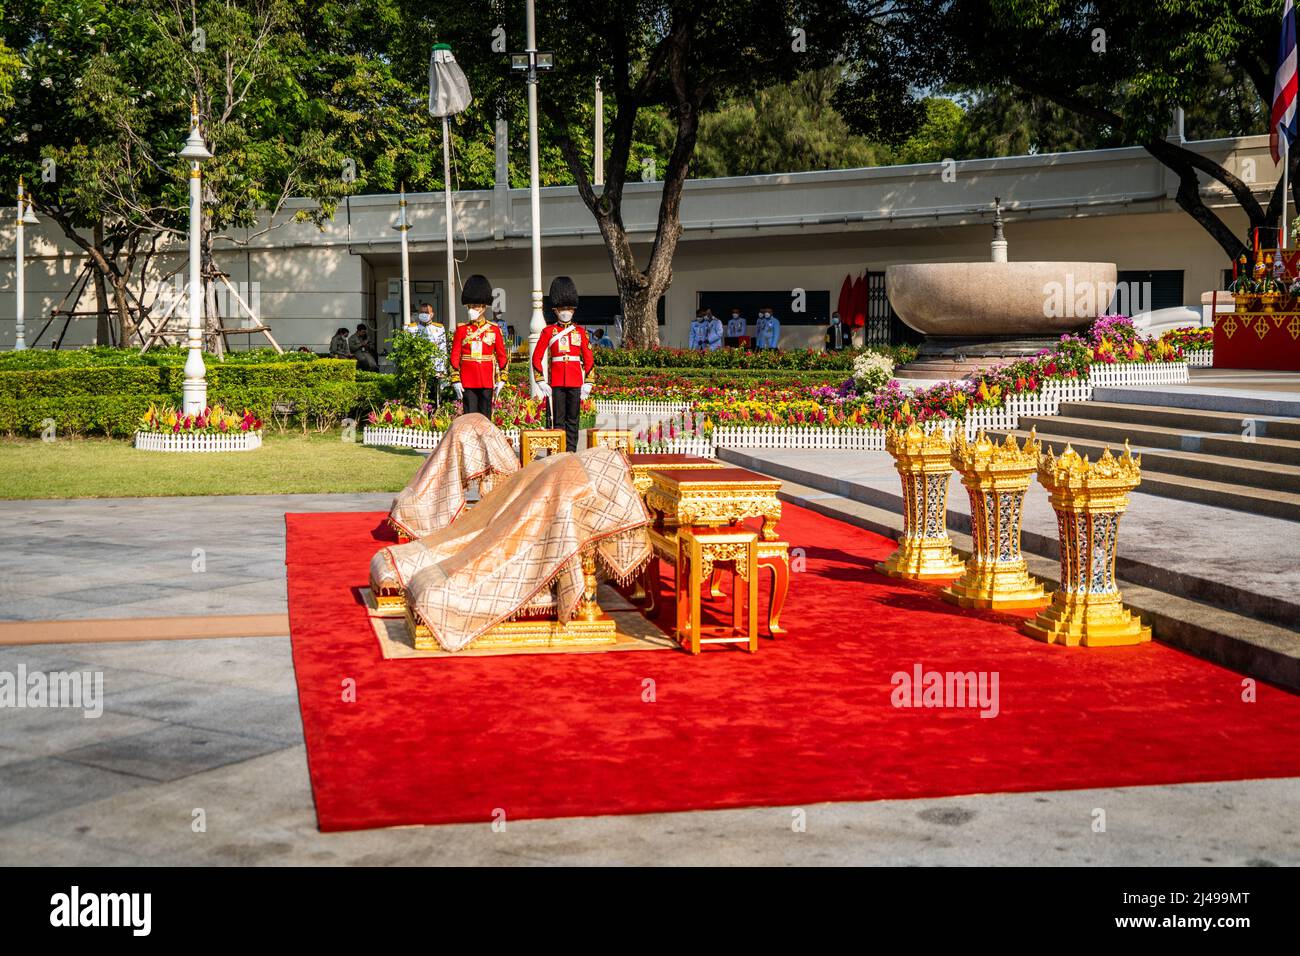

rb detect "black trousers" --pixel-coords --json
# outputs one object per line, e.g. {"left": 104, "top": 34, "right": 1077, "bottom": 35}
{"left": 462, "top": 387, "right": 493, "bottom": 419}
{"left": 549, "top": 386, "right": 582, "bottom": 453}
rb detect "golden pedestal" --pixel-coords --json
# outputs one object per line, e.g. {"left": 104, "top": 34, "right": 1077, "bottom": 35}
{"left": 520, "top": 429, "right": 566, "bottom": 464}
{"left": 876, "top": 424, "right": 965, "bottom": 580}
{"left": 1021, "top": 443, "right": 1151, "bottom": 647}
{"left": 942, "top": 431, "right": 1050, "bottom": 609}
{"left": 405, "top": 550, "right": 617, "bottom": 650}
{"left": 586, "top": 428, "right": 634, "bottom": 455}
{"left": 676, "top": 527, "right": 759, "bottom": 654}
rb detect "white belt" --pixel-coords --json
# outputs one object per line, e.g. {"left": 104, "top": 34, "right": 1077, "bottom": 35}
{"left": 551, "top": 354, "right": 582, "bottom": 362}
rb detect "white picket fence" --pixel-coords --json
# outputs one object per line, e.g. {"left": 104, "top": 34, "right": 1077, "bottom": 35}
{"left": 134, "top": 430, "right": 262, "bottom": 453}
{"left": 363, "top": 425, "right": 521, "bottom": 451}
{"left": 1087, "top": 360, "right": 1189, "bottom": 387}
{"left": 1187, "top": 349, "right": 1214, "bottom": 367}
{"left": 634, "top": 437, "right": 715, "bottom": 456}
{"left": 609, "top": 363, "right": 1187, "bottom": 457}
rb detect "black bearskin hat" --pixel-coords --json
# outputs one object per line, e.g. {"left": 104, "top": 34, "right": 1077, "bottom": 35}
{"left": 461, "top": 273, "right": 493, "bottom": 306}
{"left": 548, "top": 275, "right": 579, "bottom": 310}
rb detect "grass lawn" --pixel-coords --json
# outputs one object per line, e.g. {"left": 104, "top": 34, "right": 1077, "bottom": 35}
{"left": 0, "top": 432, "right": 426, "bottom": 499}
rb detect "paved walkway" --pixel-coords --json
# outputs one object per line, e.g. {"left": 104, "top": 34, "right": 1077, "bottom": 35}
{"left": 2, "top": 634, "right": 1297, "bottom": 865}
{"left": 2, "top": 492, "right": 1298, "bottom": 864}
{"left": 0, "top": 493, "right": 391, "bottom": 621}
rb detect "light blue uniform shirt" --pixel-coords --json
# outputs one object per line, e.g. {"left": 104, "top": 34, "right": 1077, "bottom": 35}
{"left": 756, "top": 315, "right": 781, "bottom": 349}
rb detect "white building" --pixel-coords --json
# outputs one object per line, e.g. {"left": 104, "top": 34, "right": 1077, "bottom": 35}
{"left": 0, "top": 133, "right": 1274, "bottom": 353}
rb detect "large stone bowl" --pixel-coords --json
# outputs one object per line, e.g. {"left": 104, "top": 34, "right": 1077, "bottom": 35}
{"left": 886, "top": 261, "right": 1118, "bottom": 337}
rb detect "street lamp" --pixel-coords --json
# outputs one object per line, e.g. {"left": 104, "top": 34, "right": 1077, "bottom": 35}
{"left": 179, "top": 97, "right": 213, "bottom": 414}
{"left": 13, "top": 177, "right": 38, "bottom": 351}
{"left": 511, "top": 1, "right": 554, "bottom": 397}
{"left": 396, "top": 182, "right": 412, "bottom": 332}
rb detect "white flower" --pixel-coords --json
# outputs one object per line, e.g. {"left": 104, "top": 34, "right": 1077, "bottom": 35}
{"left": 853, "top": 351, "right": 895, "bottom": 392}
{"left": 40, "top": 76, "right": 53, "bottom": 88}
{"left": 13, "top": 132, "right": 28, "bottom": 143}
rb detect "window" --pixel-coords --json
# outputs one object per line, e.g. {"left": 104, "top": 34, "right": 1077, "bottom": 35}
{"left": 1113, "top": 270, "right": 1185, "bottom": 312}
{"left": 695, "top": 290, "right": 831, "bottom": 326}
{"left": 541, "top": 293, "right": 665, "bottom": 327}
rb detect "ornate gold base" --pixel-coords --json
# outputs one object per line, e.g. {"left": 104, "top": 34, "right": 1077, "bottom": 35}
{"left": 1021, "top": 596, "right": 1151, "bottom": 647}
{"left": 405, "top": 606, "right": 618, "bottom": 652}
{"left": 374, "top": 591, "right": 406, "bottom": 614}
{"left": 941, "top": 562, "right": 1050, "bottom": 610}
{"left": 875, "top": 539, "right": 965, "bottom": 580}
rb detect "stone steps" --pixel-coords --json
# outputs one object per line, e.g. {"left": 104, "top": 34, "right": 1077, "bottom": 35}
{"left": 1057, "top": 400, "right": 1300, "bottom": 441}
{"left": 1001, "top": 429, "right": 1300, "bottom": 523}
{"left": 998, "top": 394, "right": 1300, "bottom": 521}
{"left": 1009, "top": 420, "right": 1300, "bottom": 484}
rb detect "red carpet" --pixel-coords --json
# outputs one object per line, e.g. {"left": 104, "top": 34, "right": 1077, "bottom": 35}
{"left": 285, "top": 505, "right": 1300, "bottom": 832}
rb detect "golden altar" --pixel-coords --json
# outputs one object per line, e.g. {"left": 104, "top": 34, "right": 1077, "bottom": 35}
{"left": 641, "top": 466, "right": 790, "bottom": 637}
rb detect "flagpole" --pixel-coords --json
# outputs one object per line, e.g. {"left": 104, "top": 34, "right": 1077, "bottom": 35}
{"left": 1284, "top": 141, "right": 1290, "bottom": 250}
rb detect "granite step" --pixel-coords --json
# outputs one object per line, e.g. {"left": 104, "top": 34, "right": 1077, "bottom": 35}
{"left": 996, "top": 428, "right": 1300, "bottom": 519}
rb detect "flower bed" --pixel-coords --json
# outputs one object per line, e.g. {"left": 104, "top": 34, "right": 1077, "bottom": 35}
{"left": 609, "top": 317, "right": 1186, "bottom": 454}
{"left": 134, "top": 403, "right": 264, "bottom": 452}
{"left": 362, "top": 386, "right": 595, "bottom": 450}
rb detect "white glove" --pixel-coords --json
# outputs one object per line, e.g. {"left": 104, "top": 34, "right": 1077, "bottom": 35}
{"left": 453, "top": 383, "right": 464, "bottom": 400}
{"left": 580, "top": 383, "right": 592, "bottom": 401}
{"left": 537, "top": 382, "right": 552, "bottom": 400}
{"left": 494, "top": 380, "right": 504, "bottom": 397}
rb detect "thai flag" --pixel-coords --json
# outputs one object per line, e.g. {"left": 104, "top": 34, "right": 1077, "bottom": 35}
{"left": 1272, "top": 0, "right": 1299, "bottom": 163}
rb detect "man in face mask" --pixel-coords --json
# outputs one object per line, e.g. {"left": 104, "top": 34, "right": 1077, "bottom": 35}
{"left": 725, "top": 308, "right": 746, "bottom": 348}
{"left": 450, "top": 274, "right": 509, "bottom": 419}
{"left": 826, "top": 311, "right": 846, "bottom": 351}
{"left": 756, "top": 307, "right": 781, "bottom": 350}
{"left": 531, "top": 276, "right": 594, "bottom": 453}
{"left": 413, "top": 303, "right": 449, "bottom": 375}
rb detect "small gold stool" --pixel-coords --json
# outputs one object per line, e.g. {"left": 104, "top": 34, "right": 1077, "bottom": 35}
{"left": 520, "top": 429, "right": 566, "bottom": 465}
{"left": 675, "top": 527, "right": 759, "bottom": 655}
{"left": 585, "top": 428, "right": 634, "bottom": 454}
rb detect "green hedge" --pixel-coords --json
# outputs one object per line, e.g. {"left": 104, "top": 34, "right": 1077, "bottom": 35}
{"left": 0, "top": 394, "right": 171, "bottom": 438}
{"left": 0, "top": 352, "right": 397, "bottom": 438}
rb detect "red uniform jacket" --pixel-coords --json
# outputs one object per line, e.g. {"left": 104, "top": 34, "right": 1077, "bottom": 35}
{"left": 531, "top": 323, "right": 594, "bottom": 387}
{"left": 450, "top": 320, "right": 508, "bottom": 389}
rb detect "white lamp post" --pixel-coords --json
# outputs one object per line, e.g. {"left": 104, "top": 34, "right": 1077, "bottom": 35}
{"left": 511, "top": 2, "right": 554, "bottom": 397}
{"left": 397, "top": 182, "right": 412, "bottom": 331}
{"left": 179, "top": 98, "right": 213, "bottom": 414}
{"left": 14, "top": 176, "right": 37, "bottom": 351}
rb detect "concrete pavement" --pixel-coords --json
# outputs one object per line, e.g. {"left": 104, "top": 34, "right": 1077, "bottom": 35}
{"left": 1, "top": 492, "right": 1297, "bottom": 865}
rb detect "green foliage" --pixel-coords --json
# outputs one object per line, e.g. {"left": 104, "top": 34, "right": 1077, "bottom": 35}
{"left": 385, "top": 329, "right": 446, "bottom": 407}
{"left": 0, "top": 353, "right": 384, "bottom": 438}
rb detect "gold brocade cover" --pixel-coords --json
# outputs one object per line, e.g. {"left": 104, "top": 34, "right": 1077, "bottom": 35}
{"left": 387, "top": 413, "right": 520, "bottom": 539}
{"left": 380, "top": 448, "right": 652, "bottom": 652}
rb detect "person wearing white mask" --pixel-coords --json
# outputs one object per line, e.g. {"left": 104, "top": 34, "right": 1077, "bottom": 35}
{"left": 413, "top": 303, "right": 449, "bottom": 373}
{"left": 705, "top": 309, "right": 724, "bottom": 351}
{"left": 756, "top": 306, "right": 781, "bottom": 350}
{"left": 531, "top": 276, "right": 594, "bottom": 452}
{"left": 725, "top": 308, "right": 747, "bottom": 347}
{"left": 449, "top": 274, "right": 508, "bottom": 419}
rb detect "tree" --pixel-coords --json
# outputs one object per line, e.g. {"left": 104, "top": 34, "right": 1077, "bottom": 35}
{"left": 841, "top": 0, "right": 1290, "bottom": 262}
{"left": 425, "top": 1, "right": 867, "bottom": 347}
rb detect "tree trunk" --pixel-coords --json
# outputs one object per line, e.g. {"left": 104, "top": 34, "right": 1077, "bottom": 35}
{"left": 91, "top": 221, "right": 112, "bottom": 345}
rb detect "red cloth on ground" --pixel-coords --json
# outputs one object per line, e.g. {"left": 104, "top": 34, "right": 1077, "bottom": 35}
{"left": 286, "top": 504, "right": 1300, "bottom": 832}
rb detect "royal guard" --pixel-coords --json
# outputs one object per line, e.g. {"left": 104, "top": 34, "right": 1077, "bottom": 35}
{"left": 532, "top": 276, "right": 594, "bottom": 452}
{"left": 450, "top": 273, "right": 508, "bottom": 419}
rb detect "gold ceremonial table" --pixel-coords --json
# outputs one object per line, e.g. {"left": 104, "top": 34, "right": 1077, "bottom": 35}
{"left": 641, "top": 466, "right": 790, "bottom": 637}
{"left": 626, "top": 452, "right": 726, "bottom": 496}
